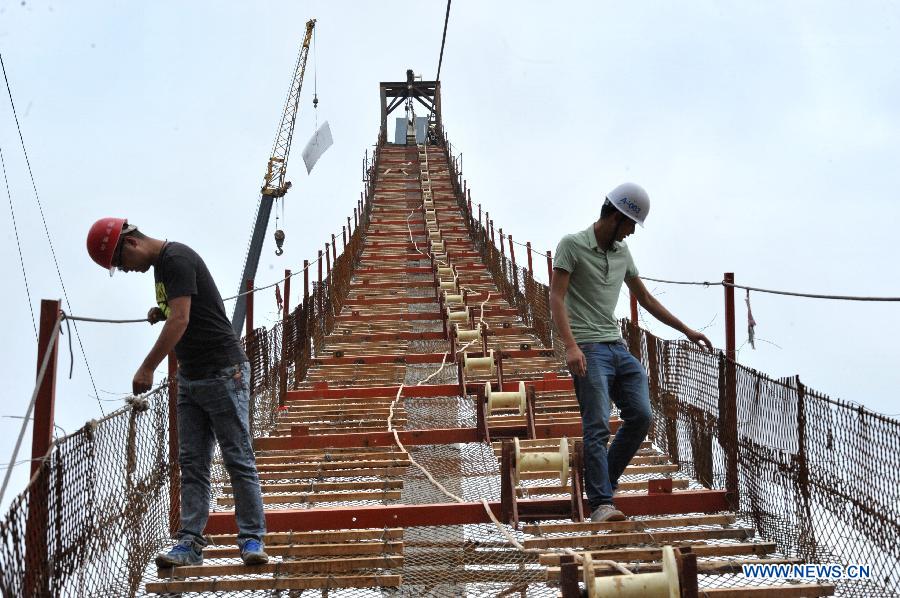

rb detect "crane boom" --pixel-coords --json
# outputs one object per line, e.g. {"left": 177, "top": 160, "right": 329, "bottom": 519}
{"left": 232, "top": 19, "right": 316, "bottom": 335}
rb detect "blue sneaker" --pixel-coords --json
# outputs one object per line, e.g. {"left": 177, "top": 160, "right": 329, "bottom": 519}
{"left": 239, "top": 538, "right": 269, "bottom": 565}
{"left": 155, "top": 536, "right": 203, "bottom": 568}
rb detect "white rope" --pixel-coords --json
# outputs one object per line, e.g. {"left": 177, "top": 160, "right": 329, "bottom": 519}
{"left": 0, "top": 315, "right": 62, "bottom": 505}
{"left": 382, "top": 145, "right": 636, "bottom": 576}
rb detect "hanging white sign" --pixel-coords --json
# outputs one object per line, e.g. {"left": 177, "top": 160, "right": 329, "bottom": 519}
{"left": 301, "top": 121, "right": 333, "bottom": 174}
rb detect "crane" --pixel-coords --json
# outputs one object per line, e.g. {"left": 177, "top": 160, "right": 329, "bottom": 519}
{"left": 232, "top": 18, "right": 316, "bottom": 335}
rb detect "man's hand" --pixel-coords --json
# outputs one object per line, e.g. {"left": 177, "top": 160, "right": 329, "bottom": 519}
{"left": 147, "top": 307, "right": 166, "bottom": 325}
{"left": 686, "top": 329, "right": 713, "bottom": 351}
{"left": 132, "top": 366, "right": 154, "bottom": 395}
{"left": 566, "top": 345, "right": 587, "bottom": 377}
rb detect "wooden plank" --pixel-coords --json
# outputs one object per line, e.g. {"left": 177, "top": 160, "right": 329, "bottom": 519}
{"left": 203, "top": 540, "right": 404, "bottom": 559}
{"left": 370, "top": 569, "right": 542, "bottom": 584}
{"left": 257, "top": 467, "right": 407, "bottom": 480}
{"left": 256, "top": 459, "right": 410, "bottom": 472}
{"left": 699, "top": 585, "right": 836, "bottom": 597}
{"left": 539, "top": 542, "right": 778, "bottom": 565}
{"left": 517, "top": 479, "right": 690, "bottom": 496}
{"left": 522, "top": 513, "right": 736, "bottom": 534}
{"left": 247, "top": 480, "right": 402, "bottom": 494}
{"left": 516, "top": 463, "right": 678, "bottom": 480}
{"left": 156, "top": 555, "right": 404, "bottom": 578}
{"left": 218, "top": 490, "right": 402, "bottom": 506}
{"left": 207, "top": 528, "right": 403, "bottom": 546}
{"left": 256, "top": 449, "right": 407, "bottom": 462}
{"left": 145, "top": 574, "right": 402, "bottom": 593}
{"left": 523, "top": 527, "right": 754, "bottom": 549}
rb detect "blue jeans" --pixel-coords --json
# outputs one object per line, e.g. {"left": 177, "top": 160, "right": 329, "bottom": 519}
{"left": 176, "top": 362, "right": 266, "bottom": 542}
{"left": 573, "top": 341, "right": 652, "bottom": 509}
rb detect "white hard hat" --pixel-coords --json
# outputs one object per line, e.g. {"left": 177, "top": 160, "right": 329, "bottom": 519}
{"left": 606, "top": 182, "right": 650, "bottom": 227}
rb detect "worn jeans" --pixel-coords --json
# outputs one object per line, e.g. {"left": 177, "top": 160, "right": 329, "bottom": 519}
{"left": 176, "top": 362, "right": 266, "bottom": 542}
{"left": 573, "top": 341, "right": 652, "bottom": 509}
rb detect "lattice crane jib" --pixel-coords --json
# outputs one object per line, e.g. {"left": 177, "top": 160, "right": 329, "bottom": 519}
{"left": 232, "top": 18, "right": 316, "bottom": 335}
{"left": 262, "top": 18, "right": 316, "bottom": 199}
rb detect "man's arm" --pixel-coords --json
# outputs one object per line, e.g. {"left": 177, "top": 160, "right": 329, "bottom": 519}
{"left": 625, "top": 276, "right": 712, "bottom": 350}
{"left": 132, "top": 295, "right": 191, "bottom": 394}
{"left": 549, "top": 268, "right": 588, "bottom": 376}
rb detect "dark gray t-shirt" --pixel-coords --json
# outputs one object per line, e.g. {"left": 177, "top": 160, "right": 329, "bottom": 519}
{"left": 153, "top": 241, "right": 247, "bottom": 379}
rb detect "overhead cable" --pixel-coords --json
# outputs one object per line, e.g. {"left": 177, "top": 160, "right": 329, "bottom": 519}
{"left": 1, "top": 144, "right": 36, "bottom": 341}
{"left": 643, "top": 276, "right": 900, "bottom": 302}
{"left": 435, "top": 0, "right": 452, "bottom": 81}
{"left": 1, "top": 52, "right": 104, "bottom": 416}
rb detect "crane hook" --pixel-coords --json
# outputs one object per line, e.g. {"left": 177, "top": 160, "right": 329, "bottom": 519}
{"left": 274, "top": 229, "right": 285, "bottom": 256}
{"left": 313, "top": 94, "right": 319, "bottom": 109}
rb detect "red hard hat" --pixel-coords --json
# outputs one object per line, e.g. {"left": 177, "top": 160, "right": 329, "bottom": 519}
{"left": 87, "top": 217, "right": 127, "bottom": 275}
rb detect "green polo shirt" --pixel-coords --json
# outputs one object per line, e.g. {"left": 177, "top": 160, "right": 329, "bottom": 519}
{"left": 553, "top": 225, "right": 639, "bottom": 343}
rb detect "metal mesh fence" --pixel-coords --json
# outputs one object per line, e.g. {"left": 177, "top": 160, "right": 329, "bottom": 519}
{"left": 0, "top": 390, "right": 173, "bottom": 597}
{"left": 2, "top": 134, "right": 899, "bottom": 596}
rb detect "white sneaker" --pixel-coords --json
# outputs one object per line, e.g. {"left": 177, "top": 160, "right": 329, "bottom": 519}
{"left": 589, "top": 504, "right": 626, "bottom": 523}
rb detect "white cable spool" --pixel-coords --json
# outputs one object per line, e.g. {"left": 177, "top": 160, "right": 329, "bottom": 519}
{"left": 583, "top": 546, "right": 680, "bottom": 598}
{"left": 433, "top": 252, "right": 448, "bottom": 265}
{"left": 437, "top": 265, "right": 455, "bottom": 278}
{"left": 444, "top": 293, "right": 464, "bottom": 307}
{"left": 486, "top": 381, "right": 526, "bottom": 416}
{"left": 425, "top": 209, "right": 437, "bottom": 222}
{"left": 513, "top": 436, "right": 569, "bottom": 486}
{"left": 429, "top": 230, "right": 442, "bottom": 242}
{"left": 431, "top": 239, "right": 445, "bottom": 254}
{"left": 455, "top": 325, "right": 480, "bottom": 342}
{"left": 464, "top": 350, "right": 495, "bottom": 376}
{"left": 439, "top": 277, "right": 458, "bottom": 293}
{"left": 446, "top": 306, "right": 469, "bottom": 323}
{"left": 424, "top": 199, "right": 435, "bottom": 210}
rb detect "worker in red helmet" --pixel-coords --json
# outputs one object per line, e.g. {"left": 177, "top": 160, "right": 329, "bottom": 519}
{"left": 86, "top": 218, "right": 268, "bottom": 568}
{"left": 549, "top": 184, "right": 713, "bottom": 524}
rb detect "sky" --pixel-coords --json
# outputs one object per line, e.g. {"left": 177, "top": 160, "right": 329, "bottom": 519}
{"left": 1, "top": 0, "right": 899, "bottom": 509}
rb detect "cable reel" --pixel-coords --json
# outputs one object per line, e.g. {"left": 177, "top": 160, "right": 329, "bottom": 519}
{"left": 513, "top": 436, "right": 569, "bottom": 486}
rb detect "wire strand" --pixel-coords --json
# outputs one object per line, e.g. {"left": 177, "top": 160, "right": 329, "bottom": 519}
{"left": 0, "top": 52, "right": 104, "bottom": 417}
{"left": 0, "top": 144, "right": 36, "bottom": 341}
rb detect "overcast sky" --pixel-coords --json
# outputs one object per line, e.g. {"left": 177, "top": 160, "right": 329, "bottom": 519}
{"left": 2, "top": 0, "right": 898, "bottom": 508}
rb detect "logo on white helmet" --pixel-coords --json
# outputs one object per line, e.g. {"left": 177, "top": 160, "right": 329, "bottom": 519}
{"left": 618, "top": 196, "right": 642, "bottom": 215}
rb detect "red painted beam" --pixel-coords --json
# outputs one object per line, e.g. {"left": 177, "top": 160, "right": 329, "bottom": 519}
{"left": 254, "top": 422, "right": 591, "bottom": 451}
{"left": 350, "top": 280, "right": 435, "bottom": 289}
{"left": 322, "top": 330, "right": 447, "bottom": 343}
{"left": 366, "top": 241, "right": 474, "bottom": 249}
{"left": 344, "top": 296, "right": 435, "bottom": 306}
{"left": 256, "top": 427, "right": 480, "bottom": 451}
{"left": 334, "top": 307, "right": 518, "bottom": 322}
{"left": 285, "top": 376, "right": 573, "bottom": 402}
{"left": 310, "top": 352, "right": 455, "bottom": 367}
{"left": 205, "top": 490, "right": 729, "bottom": 534}
{"left": 356, "top": 264, "right": 498, "bottom": 275}
{"left": 366, "top": 229, "right": 468, "bottom": 237}
{"left": 309, "top": 345, "right": 545, "bottom": 366}
{"left": 357, "top": 252, "right": 482, "bottom": 262}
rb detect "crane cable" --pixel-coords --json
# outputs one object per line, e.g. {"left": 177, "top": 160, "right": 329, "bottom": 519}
{"left": 1, "top": 52, "right": 105, "bottom": 417}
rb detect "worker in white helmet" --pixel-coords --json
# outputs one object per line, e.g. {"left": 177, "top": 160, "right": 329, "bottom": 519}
{"left": 549, "top": 183, "right": 712, "bottom": 522}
